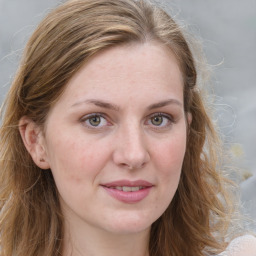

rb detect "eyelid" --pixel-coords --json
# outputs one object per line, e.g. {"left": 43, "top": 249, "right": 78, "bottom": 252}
{"left": 148, "top": 112, "right": 174, "bottom": 121}
{"left": 145, "top": 112, "right": 175, "bottom": 129}
{"left": 80, "top": 112, "right": 112, "bottom": 129}
{"left": 80, "top": 112, "right": 104, "bottom": 121}
{"left": 80, "top": 112, "right": 176, "bottom": 131}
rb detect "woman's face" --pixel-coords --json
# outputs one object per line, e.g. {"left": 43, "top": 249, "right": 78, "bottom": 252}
{"left": 41, "top": 43, "right": 188, "bottom": 234}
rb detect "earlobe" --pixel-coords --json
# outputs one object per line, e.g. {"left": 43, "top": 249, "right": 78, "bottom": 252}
{"left": 19, "top": 116, "right": 50, "bottom": 169}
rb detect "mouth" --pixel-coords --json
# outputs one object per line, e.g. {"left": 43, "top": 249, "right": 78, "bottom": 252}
{"left": 106, "top": 186, "right": 146, "bottom": 192}
{"left": 102, "top": 179, "right": 153, "bottom": 188}
{"left": 101, "top": 180, "right": 153, "bottom": 203}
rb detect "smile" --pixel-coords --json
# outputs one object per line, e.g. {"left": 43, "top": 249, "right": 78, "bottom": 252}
{"left": 101, "top": 180, "right": 153, "bottom": 203}
{"left": 109, "top": 186, "right": 145, "bottom": 192}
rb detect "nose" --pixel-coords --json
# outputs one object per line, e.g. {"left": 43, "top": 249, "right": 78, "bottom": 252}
{"left": 112, "top": 124, "right": 150, "bottom": 170}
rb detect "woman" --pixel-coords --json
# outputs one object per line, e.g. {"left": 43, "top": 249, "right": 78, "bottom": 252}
{"left": 0, "top": 0, "right": 255, "bottom": 255}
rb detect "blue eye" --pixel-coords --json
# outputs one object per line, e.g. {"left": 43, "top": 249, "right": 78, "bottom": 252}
{"left": 82, "top": 114, "right": 108, "bottom": 128}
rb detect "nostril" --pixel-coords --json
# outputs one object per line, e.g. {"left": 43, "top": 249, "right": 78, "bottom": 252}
{"left": 112, "top": 137, "right": 150, "bottom": 170}
{"left": 122, "top": 161, "right": 147, "bottom": 170}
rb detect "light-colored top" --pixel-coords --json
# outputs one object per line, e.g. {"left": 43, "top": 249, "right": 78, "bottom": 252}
{"left": 219, "top": 235, "right": 256, "bottom": 256}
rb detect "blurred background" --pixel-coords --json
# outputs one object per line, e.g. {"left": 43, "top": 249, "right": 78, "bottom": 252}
{"left": 0, "top": 0, "right": 255, "bottom": 228}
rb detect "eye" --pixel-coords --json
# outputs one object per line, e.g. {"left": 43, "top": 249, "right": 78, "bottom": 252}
{"left": 151, "top": 115, "right": 164, "bottom": 126}
{"left": 81, "top": 113, "right": 110, "bottom": 129}
{"left": 146, "top": 113, "right": 173, "bottom": 129}
{"left": 88, "top": 115, "right": 102, "bottom": 126}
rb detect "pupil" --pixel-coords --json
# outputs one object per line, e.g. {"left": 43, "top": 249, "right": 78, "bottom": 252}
{"left": 152, "top": 116, "right": 163, "bottom": 126}
{"left": 89, "top": 116, "right": 100, "bottom": 126}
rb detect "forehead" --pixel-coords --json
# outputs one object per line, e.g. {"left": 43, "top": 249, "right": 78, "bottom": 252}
{"left": 51, "top": 42, "right": 184, "bottom": 110}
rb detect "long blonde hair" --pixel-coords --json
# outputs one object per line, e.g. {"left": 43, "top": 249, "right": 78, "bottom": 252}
{"left": 0, "top": 0, "right": 235, "bottom": 255}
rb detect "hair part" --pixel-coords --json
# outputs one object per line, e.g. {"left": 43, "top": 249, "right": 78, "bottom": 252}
{"left": 0, "top": 0, "right": 235, "bottom": 255}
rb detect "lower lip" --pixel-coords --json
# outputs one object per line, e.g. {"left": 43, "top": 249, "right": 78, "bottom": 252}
{"left": 102, "top": 186, "right": 152, "bottom": 203}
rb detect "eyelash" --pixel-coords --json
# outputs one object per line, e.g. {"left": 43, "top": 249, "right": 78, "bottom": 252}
{"left": 146, "top": 112, "right": 175, "bottom": 130}
{"left": 80, "top": 112, "right": 175, "bottom": 130}
{"left": 80, "top": 113, "right": 110, "bottom": 130}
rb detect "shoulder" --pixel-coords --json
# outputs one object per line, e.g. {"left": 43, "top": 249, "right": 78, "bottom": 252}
{"left": 219, "top": 235, "right": 256, "bottom": 256}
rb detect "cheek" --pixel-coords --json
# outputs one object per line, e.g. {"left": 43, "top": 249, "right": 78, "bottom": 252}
{"left": 148, "top": 136, "right": 186, "bottom": 217}
{"left": 46, "top": 133, "right": 111, "bottom": 184}
{"left": 153, "top": 135, "right": 187, "bottom": 175}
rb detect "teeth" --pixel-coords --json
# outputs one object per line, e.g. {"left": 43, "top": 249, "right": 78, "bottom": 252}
{"left": 123, "top": 186, "right": 133, "bottom": 192}
{"left": 111, "top": 186, "right": 144, "bottom": 192}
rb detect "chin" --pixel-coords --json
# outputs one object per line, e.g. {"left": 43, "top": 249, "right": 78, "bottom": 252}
{"left": 102, "top": 212, "right": 156, "bottom": 235}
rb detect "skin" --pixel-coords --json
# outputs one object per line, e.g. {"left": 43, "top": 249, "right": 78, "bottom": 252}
{"left": 20, "top": 42, "right": 190, "bottom": 256}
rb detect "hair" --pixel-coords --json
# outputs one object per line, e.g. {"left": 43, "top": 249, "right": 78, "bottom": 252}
{"left": 0, "top": 0, "right": 236, "bottom": 255}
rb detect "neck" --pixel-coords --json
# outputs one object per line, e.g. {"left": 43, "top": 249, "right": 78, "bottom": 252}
{"left": 62, "top": 217, "right": 150, "bottom": 256}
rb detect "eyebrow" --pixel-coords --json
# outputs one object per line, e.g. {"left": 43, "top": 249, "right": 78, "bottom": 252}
{"left": 147, "top": 99, "right": 183, "bottom": 110}
{"left": 71, "top": 98, "right": 182, "bottom": 111}
{"left": 71, "top": 99, "right": 120, "bottom": 111}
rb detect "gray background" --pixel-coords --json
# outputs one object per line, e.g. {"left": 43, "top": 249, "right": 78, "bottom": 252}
{"left": 0, "top": 0, "right": 255, "bottom": 228}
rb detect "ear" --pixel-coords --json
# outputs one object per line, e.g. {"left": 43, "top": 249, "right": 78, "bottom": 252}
{"left": 19, "top": 116, "right": 50, "bottom": 169}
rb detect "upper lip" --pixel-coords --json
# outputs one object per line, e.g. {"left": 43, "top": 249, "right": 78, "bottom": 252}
{"left": 101, "top": 180, "right": 153, "bottom": 187}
